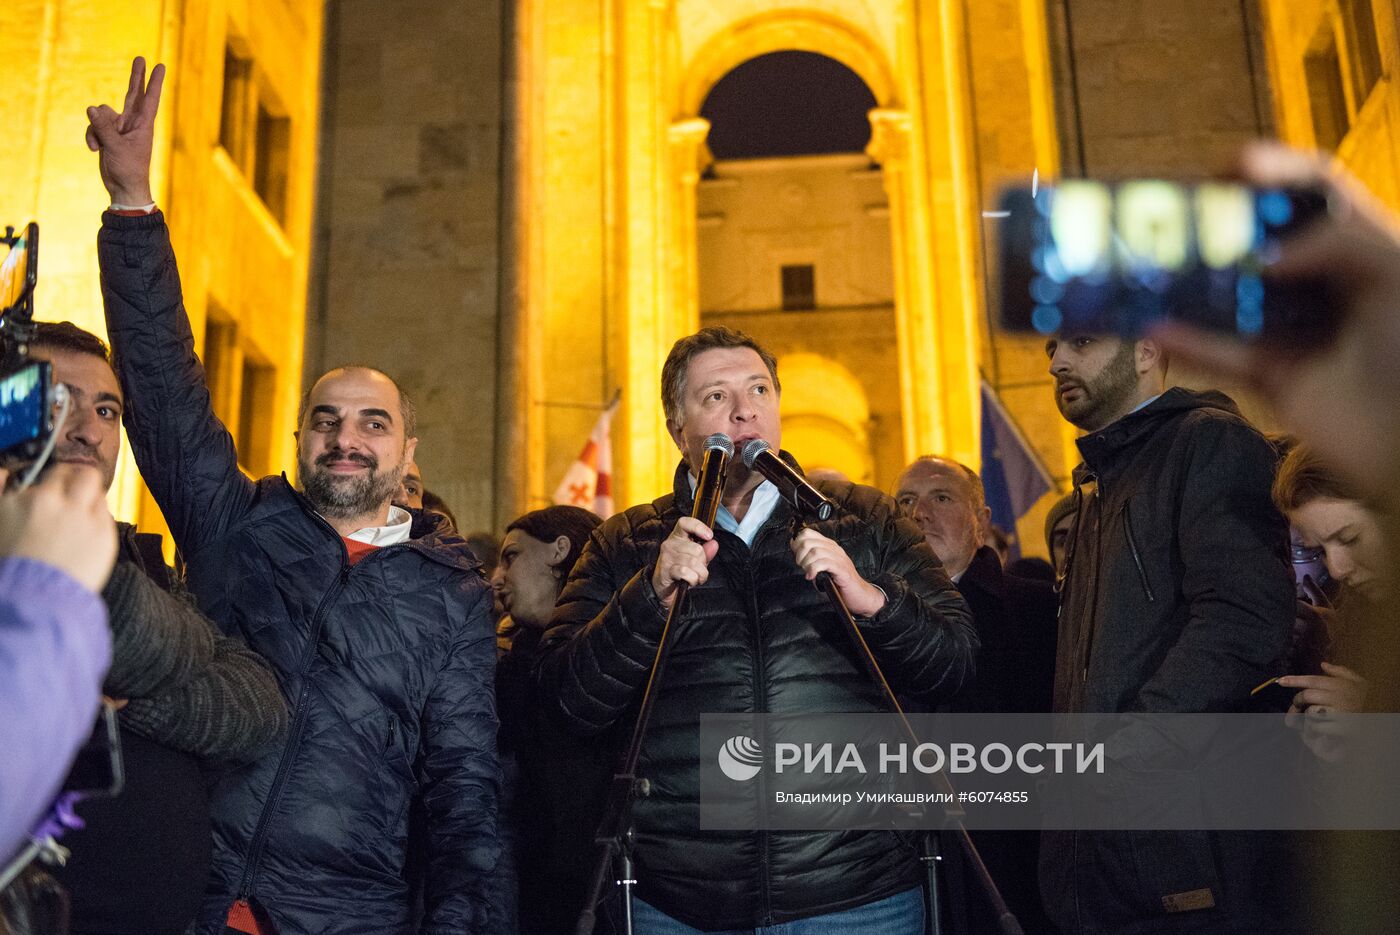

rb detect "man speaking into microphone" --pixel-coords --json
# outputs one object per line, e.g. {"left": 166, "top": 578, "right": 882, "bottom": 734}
{"left": 537, "top": 327, "right": 977, "bottom": 933}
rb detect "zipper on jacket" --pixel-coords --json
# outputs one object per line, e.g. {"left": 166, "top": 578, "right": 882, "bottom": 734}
{"left": 1079, "top": 477, "right": 1106, "bottom": 692}
{"left": 236, "top": 509, "right": 351, "bottom": 902}
{"left": 740, "top": 530, "right": 774, "bottom": 927}
{"left": 1122, "top": 503, "right": 1156, "bottom": 603}
{"left": 233, "top": 490, "right": 475, "bottom": 904}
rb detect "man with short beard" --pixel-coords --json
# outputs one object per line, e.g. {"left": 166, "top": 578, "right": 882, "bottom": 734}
{"left": 1042, "top": 332, "right": 1295, "bottom": 934}
{"left": 86, "top": 58, "right": 499, "bottom": 935}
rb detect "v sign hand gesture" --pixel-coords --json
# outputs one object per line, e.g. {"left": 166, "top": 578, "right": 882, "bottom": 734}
{"left": 86, "top": 57, "right": 166, "bottom": 207}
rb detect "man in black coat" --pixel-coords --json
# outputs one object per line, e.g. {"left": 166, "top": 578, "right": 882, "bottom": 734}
{"left": 893, "top": 456, "right": 1058, "bottom": 714}
{"left": 1042, "top": 331, "right": 1295, "bottom": 934}
{"left": 536, "top": 327, "right": 978, "bottom": 932}
{"left": 86, "top": 59, "right": 500, "bottom": 935}
{"left": 894, "top": 456, "right": 1058, "bottom": 935}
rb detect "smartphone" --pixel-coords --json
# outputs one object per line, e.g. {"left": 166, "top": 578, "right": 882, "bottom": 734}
{"left": 0, "top": 223, "right": 38, "bottom": 319}
{"left": 996, "top": 180, "right": 1333, "bottom": 340}
{"left": 61, "top": 702, "right": 124, "bottom": 798}
{"left": 0, "top": 359, "right": 54, "bottom": 464}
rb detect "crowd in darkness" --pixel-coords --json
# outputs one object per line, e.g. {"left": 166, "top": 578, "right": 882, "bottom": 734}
{"left": 4, "top": 56, "right": 1400, "bottom": 935}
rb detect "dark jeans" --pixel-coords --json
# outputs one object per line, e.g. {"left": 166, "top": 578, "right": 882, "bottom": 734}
{"left": 631, "top": 887, "right": 925, "bottom": 934}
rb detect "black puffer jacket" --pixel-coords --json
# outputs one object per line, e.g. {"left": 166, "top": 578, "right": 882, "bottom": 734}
{"left": 1042, "top": 388, "right": 1294, "bottom": 934}
{"left": 536, "top": 461, "right": 977, "bottom": 929}
{"left": 99, "top": 212, "right": 500, "bottom": 935}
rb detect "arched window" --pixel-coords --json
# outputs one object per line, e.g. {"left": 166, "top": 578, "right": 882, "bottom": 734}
{"left": 700, "top": 51, "right": 877, "bottom": 159}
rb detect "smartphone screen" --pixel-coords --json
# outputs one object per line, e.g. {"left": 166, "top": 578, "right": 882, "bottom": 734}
{"left": 0, "top": 360, "right": 51, "bottom": 459}
{"left": 997, "top": 180, "right": 1331, "bottom": 340}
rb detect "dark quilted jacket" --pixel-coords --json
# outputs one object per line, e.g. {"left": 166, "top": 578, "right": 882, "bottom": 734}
{"left": 536, "top": 460, "right": 978, "bottom": 929}
{"left": 98, "top": 212, "right": 500, "bottom": 935}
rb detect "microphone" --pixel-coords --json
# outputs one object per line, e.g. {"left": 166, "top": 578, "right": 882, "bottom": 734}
{"left": 740, "top": 439, "right": 836, "bottom": 521}
{"left": 691, "top": 433, "right": 733, "bottom": 527}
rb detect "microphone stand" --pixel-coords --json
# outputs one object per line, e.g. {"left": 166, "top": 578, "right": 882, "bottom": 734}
{"left": 575, "top": 438, "right": 731, "bottom": 935}
{"left": 788, "top": 501, "right": 1023, "bottom": 935}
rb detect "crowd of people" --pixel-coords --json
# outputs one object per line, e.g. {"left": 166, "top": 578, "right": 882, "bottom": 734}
{"left": 3, "top": 55, "right": 1400, "bottom": 935}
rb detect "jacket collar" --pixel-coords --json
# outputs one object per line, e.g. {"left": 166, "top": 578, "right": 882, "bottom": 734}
{"left": 1075, "top": 386, "right": 1241, "bottom": 477}
{"left": 956, "top": 545, "right": 1005, "bottom": 601}
{"left": 279, "top": 473, "right": 480, "bottom": 574}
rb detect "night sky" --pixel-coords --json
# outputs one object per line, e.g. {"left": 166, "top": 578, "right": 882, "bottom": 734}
{"left": 700, "top": 51, "right": 878, "bottom": 160}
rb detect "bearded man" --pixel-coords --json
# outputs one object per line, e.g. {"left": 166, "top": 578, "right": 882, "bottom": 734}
{"left": 88, "top": 58, "right": 499, "bottom": 935}
{"left": 1041, "top": 332, "right": 1294, "bottom": 934}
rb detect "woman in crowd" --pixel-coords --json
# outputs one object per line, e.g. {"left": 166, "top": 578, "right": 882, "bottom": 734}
{"left": 1272, "top": 444, "right": 1390, "bottom": 716}
{"left": 492, "top": 505, "right": 614, "bottom": 935}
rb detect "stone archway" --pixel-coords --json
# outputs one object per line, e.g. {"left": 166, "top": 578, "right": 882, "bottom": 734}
{"left": 511, "top": 0, "right": 996, "bottom": 511}
{"left": 668, "top": 6, "right": 985, "bottom": 479}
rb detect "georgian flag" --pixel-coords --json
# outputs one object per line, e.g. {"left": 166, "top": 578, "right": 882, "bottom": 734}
{"left": 552, "top": 399, "right": 617, "bottom": 518}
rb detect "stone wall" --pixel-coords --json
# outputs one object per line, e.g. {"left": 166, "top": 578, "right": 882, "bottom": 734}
{"left": 1050, "top": 0, "right": 1274, "bottom": 176}
{"left": 310, "top": 0, "right": 504, "bottom": 533}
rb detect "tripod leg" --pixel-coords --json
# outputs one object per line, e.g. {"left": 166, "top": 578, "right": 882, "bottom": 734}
{"left": 922, "top": 831, "right": 943, "bottom": 935}
{"left": 619, "top": 839, "right": 636, "bottom": 935}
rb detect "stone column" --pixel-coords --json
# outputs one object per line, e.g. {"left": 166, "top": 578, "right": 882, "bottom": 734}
{"left": 867, "top": 107, "right": 950, "bottom": 461}
{"left": 887, "top": 0, "right": 985, "bottom": 470}
{"left": 611, "top": 0, "right": 680, "bottom": 506}
{"left": 668, "top": 116, "right": 710, "bottom": 336}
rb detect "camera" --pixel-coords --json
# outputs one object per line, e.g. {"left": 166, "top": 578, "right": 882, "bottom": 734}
{"left": 0, "top": 222, "right": 57, "bottom": 473}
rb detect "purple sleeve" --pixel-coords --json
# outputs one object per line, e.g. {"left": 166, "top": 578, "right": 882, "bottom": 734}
{"left": 0, "top": 558, "right": 112, "bottom": 856}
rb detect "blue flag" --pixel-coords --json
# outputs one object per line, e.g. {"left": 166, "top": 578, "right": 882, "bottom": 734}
{"left": 980, "top": 381, "right": 1054, "bottom": 561}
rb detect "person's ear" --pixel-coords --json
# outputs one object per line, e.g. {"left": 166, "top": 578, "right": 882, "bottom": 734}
{"left": 978, "top": 505, "right": 992, "bottom": 538}
{"left": 1136, "top": 337, "right": 1163, "bottom": 376}
{"left": 666, "top": 418, "right": 685, "bottom": 452}
{"left": 404, "top": 436, "right": 419, "bottom": 465}
{"left": 551, "top": 535, "right": 570, "bottom": 567}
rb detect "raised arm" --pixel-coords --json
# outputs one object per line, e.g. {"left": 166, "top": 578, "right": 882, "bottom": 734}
{"left": 87, "top": 58, "right": 254, "bottom": 553}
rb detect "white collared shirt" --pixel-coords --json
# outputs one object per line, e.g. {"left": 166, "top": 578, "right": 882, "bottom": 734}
{"left": 689, "top": 476, "right": 781, "bottom": 547}
{"left": 341, "top": 505, "right": 413, "bottom": 547}
{"left": 1130, "top": 393, "right": 1162, "bottom": 414}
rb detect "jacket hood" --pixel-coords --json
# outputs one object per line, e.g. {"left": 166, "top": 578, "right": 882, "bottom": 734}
{"left": 1075, "top": 387, "right": 1243, "bottom": 477}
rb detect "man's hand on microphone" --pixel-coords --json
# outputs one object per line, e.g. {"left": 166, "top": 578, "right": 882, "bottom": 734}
{"left": 651, "top": 516, "right": 719, "bottom": 610}
{"left": 790, "top": 528, "right": 886, "bottom": 617}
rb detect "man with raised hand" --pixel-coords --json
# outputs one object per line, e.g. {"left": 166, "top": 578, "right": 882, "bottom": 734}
{"left": 85, "top": 58, "right": 499, "bottom": 935}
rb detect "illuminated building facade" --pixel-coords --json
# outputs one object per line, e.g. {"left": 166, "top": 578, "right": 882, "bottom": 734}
{"left": 7, "top": 1, "right": 1400, "bottom": 556}
{"left": 0, "top": 0, "right": 322, "bottom": 540}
